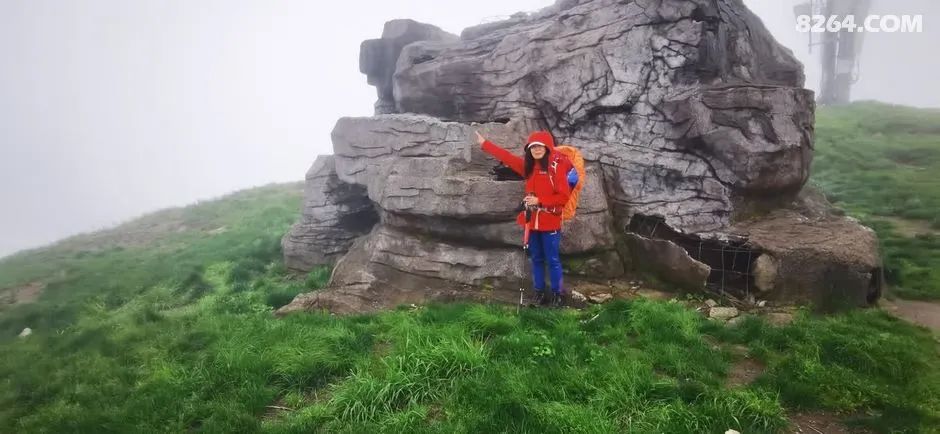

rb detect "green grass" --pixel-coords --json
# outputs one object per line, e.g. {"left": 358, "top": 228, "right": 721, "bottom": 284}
{"left": 3, "top": 289, "right": 937, "bottom": 432}
{"left": 811, "top": 101, "right": 940, "bottom": 299}
{"left": 0, "top": 182, "right": 304, "bottom": 334}
{"left": 707, "top": 311, "right": 940, "bottom": 433}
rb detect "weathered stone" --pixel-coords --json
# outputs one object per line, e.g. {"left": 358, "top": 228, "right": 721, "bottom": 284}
{"left": 331, "top": 115, "right": 531, "bottom": 218}
{"left": 588, "top": 293, "right": 613, "bottom": 304}
{"left": 391, "top": 0, "right": 811, "bottom": 233}
{"left": 660, "top": 85, "right": 814, "bottom": 195}
{"left": 380, "top": 211, "right": 520, "bottom": 246}
{"left": 732, "top": 208, "right": 882, "bottom": 310}
{"left": 382, "top": 210, "right": 615, "bottom": 254}
{"left": 623, "top": 233, "right": 711, "bottom": 289}
{"left": 709, "top": 306, "right": 739, "bottom": 320}
{"left": 281, "top": 156, "right": 378, "bottom": 271}
{"left": 635, "top": 288, "right": 673, "bottom": 300}
{"left": 570, "top": 290, "right": 588, "bottom": 303}
{"left": 335, "top": 225, "right": 525, "bottom": 287}
{"left": 583, "top": 259, "right": 602, "bottom": 274}
{"left": 562, "top": 250, "right": 624, "bottom": 278}
{"left": 705, "top": 299, "right": 718, "bottom": 308}
{"left": 397, "top": 1, "right": 803, "bottom": 123}
{"left": 280, "top": 0, "right": 882, "bottom": 314}
{"left": 569, "top": 163, "right": 609, "bottom": 215}
{"left": 360, "top": 20, "right": 458, "bottom": 114}
{"left": 332, "top": 114, "right": 617, "bottom": 254}
{"left": 753, "top": 254, "right": 779, "bottom": 292}
{"left": 277, "top": 225, "right": 525, "bottom": 315}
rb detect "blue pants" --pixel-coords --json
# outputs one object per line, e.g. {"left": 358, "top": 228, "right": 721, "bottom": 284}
{"left": 528, "top": 230, "right": 563, "bottom": 294}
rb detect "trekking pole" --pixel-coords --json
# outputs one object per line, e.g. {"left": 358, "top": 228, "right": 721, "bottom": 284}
{"left": 518, "top": 247, "right": 526, "bottom": 314}
{"left": 518, "top": 194, "right": 534, "bottom": 314}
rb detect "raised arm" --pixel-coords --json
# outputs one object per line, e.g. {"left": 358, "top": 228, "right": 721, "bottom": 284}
{"left": 476, "top": 131, "right": 524, "bottom": 176}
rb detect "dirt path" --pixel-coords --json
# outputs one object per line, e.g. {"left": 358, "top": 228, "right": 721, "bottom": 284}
{"left": 883, "top": 298, "right": 940, "bottom": 333}
{"left": 876, "top": 216, "right": 940, "bottom": 238}
{"left": 788, "top": 411, "right": 870, "bottom": 434}
{"left": 0, "top": 282, "right": 44, "bottom": 307}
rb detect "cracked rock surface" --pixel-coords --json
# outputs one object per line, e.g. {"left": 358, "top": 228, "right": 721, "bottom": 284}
{"left": 281, "top": 156, "right": 378, "bottom": 271}
{"left": 278, "top": 0, "right": 881, "bottom": 315}
{"left": 730, "top": 190, "right": 883, "bottom": 310}
{"left": 391, "top": 0, "right": 812, "bottom": 233}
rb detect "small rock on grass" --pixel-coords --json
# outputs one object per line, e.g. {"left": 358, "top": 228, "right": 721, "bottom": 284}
{"left": 588, "top": 293, "right": 613, "bottom": 304}
{"left": 635, "top": 288, "right": 672, "bottom": 300}
{"left": 570, "top": 290, "right": 587, "bottom": 303}
{"left": 18, "top": 327, "right": 32, "bottom": 338}
{"left": 708, "top": 306, "right": 739, "bottom": 320}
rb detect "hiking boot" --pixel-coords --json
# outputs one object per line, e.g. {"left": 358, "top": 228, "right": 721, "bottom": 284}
{"left": 551, "top": 293, "right": 564, "bottom": 308}
{"left": 533, "top": 291, "right": 549, "bottom": 306}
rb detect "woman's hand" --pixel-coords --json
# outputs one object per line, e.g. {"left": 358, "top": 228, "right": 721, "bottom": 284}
{"left": 474, "top": 131, "right": 485, "bottom": 146}
{"left": 524, "top": 195, "right": 539, "bottom": 207}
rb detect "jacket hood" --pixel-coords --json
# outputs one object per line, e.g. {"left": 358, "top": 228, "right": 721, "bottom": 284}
{"left": 525, "top": 131, "right": 556, "bottom": 151}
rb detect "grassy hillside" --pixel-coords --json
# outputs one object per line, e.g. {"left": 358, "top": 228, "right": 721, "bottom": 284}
{"left": 811, "top": 101, "right": 940, "bottom": 300}
{"left": 0, "top": 183, "right": 308, "bottom": 335}
{"left": 1, "top": 103, "right": 939, "bottom": 433}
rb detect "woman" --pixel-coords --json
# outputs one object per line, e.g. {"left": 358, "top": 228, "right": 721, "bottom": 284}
{"left": 474, "top": 130, "right": 573, "bottom": 307}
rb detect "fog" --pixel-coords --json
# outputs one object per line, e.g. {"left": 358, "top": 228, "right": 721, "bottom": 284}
{"left": 1, "top": 0, "right": 937, "bottom": 258}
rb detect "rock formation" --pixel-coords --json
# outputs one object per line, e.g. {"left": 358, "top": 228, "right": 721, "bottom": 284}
{"left": 281, "top": 156, "right": 378, "bottom": 271}
{"left": 279, "top": 0, "right": 882, "bottom": 314}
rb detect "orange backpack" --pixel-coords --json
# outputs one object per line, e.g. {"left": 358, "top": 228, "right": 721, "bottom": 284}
{"left": 551, "top": 145, "right": 585, "bottom": 221}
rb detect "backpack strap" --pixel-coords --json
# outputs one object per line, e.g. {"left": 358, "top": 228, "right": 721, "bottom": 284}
{"left": 548, "top": 153, "right": 564, "bottom": 193}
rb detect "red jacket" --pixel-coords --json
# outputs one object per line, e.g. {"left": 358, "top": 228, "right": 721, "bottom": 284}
{"left": 481, "top": 131, "right": 572, "bottom": 232}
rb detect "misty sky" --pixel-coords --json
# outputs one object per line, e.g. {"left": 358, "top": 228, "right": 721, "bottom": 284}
{"left": 1, "top": 0, "right": 938, "bottom": 258}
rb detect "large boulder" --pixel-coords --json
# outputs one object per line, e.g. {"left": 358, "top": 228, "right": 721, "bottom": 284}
{"left": 731, "top": 201, "right": 883, "bottom": 310}
{"left": 279, "top": 0, "right": 882, "bottom": 314}
{"left": 394, "top": 0, "right": 803, "bottom": 122}
{"left": 390, "top": 0, "right": 812, "bottom": 233}
{"left": 331, "top": 114, "right": 616, "bottom": 254}
{"left": 276, "top": 225, "right": 525, "bottom": 315}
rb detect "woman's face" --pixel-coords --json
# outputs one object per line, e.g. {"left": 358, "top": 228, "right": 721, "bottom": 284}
{"left": 529, "top": 144, "right": 547, "bottom": 160}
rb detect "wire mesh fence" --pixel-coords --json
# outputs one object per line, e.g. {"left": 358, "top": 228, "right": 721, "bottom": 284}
{"left": 638, "top": 215, "right": 759, "bottom": 301}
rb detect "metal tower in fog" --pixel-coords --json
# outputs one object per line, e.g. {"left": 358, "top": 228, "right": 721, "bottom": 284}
{"left": 794, "top": 0, "right": 873, "bottom": 105}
